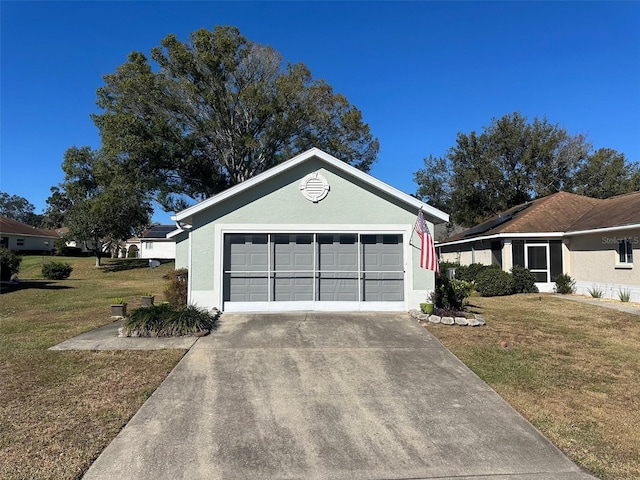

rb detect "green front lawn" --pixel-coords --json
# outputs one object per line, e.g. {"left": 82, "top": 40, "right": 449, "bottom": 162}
{"left": 0, "top": 256, "right": 185, "bottom": 480}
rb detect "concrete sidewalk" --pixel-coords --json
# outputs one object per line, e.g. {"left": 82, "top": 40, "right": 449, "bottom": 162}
{"left": 554, "top": 294, "right": 640, "bottom": 316}
{"left": 49, "top": 320, "right": 198, "bottom": 351}
{"left": 82, "top": 313, "right": 596, "bottom": 480}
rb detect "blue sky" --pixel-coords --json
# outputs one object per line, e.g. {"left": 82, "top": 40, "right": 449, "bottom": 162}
{"left": 2, "top": 1, "right": 639, "bottom": 223}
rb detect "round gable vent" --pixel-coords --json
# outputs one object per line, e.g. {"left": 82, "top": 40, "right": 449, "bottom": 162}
{"left": 299, "top": 172, "right": 330, "bottom": 202}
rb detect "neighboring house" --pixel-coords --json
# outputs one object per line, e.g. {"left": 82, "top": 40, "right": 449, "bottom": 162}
{"left": 170, "top": 147, "right": 449, "bottom": 312}
{"left": 438, "top": 191, "right": 640, "bottom": 301}
{"left": 0, "top": 216, "right": 58, "bottom": 253}
{"left": 126, "top": 225, "right": 177, "bottom": 259}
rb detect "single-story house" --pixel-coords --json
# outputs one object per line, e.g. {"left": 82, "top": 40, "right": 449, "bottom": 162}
{"left": 0, "top": 216, "right": 58, "bottom": 254}
{"left": 125, "top": 225, "right": 177, "bottom": 259}
{"left": 438, "top": 191, "right": 640, "bottom": 301}
{"left": 170, "top": 147, "right": 449, "bottom": 312}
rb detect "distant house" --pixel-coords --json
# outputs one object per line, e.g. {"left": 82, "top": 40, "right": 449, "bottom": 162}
{"left": 0, "top": 216, "right": 58, "bottom": 254}
{"left": 438, "top": 191, "right": 640, "bottom": 301}
{"left": 125, "top": 225, "right": 176, "bottom": 259}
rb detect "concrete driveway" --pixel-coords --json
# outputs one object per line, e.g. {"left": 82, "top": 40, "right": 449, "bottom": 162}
{"left": 83, "top": 313, "right": 595, "bottom": 479}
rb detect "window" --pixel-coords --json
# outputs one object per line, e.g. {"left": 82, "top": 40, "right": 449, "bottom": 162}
{"left": 17, "top": 239, "right": 24, "bottom": 246}
{"left": 512, "top": 240, "right": 525, "bottom": 267}
{"left": 619, "top": 239, "right": 633, "bottom": 264}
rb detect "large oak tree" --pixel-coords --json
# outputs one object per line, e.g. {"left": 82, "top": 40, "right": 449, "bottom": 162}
{"left": 92, "top": 26, "right": 379, "bottom": 211}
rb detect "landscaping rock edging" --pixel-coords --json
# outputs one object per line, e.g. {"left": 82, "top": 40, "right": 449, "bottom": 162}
{"left": 408, "top": 309, "right": 486, "bottom": 327}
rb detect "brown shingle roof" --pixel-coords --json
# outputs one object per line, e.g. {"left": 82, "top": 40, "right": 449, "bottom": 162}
{"left": 441, "top": 191, "right": 639, "bottom": 243}
{"left": 568, "top": 191, "right": 640, "bottom": 231}
{"left": 0, "top": 216, "right": 59, "bottom": 239}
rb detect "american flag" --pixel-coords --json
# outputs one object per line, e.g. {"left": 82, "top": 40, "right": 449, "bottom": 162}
{"left": 415, "top": 210, "right": 439, "bottom": 273}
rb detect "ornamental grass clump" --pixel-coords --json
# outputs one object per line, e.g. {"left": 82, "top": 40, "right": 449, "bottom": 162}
{"left": 554, "top": 273, "right": 576, "bottom": 294}
{"left": 123, "top": 303, "right": 218, "bottom": 337}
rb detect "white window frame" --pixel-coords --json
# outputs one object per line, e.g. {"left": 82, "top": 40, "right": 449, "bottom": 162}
{"left": 525, "top": 242, "right": 550, "bottom": 284}
{"left": 616, "top": 238, "right": 633, "bottom": 268}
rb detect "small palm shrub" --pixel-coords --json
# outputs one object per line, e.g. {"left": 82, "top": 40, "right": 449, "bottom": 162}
{"left": 163, "top": 268, "right": 188, "bottom": 306}
{"left": 475, "top": 268, "right": 514, "bottom": 297}
{"left": 0, "top": 248, "right": 21, "bottom": 281}
{"left": 618, "top": 289, "right": 631, "bottom": 303}
{"left": 511, "top": 265, "right": 538, "bottom": 294}
{"left": 587, "top": 286, "right": 604, "bottom": 298}
{"left": 554, "top": 273, "right": 576, "bottom": 294}
{"left": 42, "top": 261, "right": 73, "bottom": 280}
{"left": 123, "top": 303, "right": 218, "bottom": 336}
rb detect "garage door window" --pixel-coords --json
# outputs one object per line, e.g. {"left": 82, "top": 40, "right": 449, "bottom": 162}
{"left": 223, "top": 233, "right": 403, "bottom": 303}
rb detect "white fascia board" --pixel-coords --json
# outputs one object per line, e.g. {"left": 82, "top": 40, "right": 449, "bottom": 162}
{"left": 174, "top": 148, "right": 449, "bottom": 224}
{"left": 167, "top": 228, "right": 185, "bottom": 239}
{"left": 437, "top": 232, "right": 564, "bottom": 247}
{"left": 565, "top": 223, "right": 640, "bottom": 236}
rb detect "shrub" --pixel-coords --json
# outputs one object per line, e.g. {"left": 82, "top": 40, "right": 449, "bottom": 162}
{"left": 451, "top": 279, "right": 474, "bottom": 308}
{"left": 127, "top": 248, "right": 138, "bottom": 258}
{"left": 41, "top": 261, "right": 73, "bottom": 280}
{"left": 618, "top": 289, "right": 631, "bottom": 303}
{"left": 587, "top": 286, "right": 603, "bottom": 298}
{"left": 123, "top": 303, "right": 218, "bottom": 336}
{"left": 163, "top": 268, "right": 188, "bottom": 306}
{"left": 554, "top": 273, "right": 576, "bottom": 294}
{"left": 475, "top": 268, "right": 514, "bottom": 297}
{"left": 0, "top": 248, "right": 22, "bottom": 281}
{"left": 511, "top": 265, "right": 538, "bottom": 294}
{"left": 455, "top": 263, "right": 489, "bottom": 283}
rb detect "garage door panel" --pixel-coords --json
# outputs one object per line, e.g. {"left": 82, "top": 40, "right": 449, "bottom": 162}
{"left": 362, "top": 272, "right": 404, "bottom": 302}
{"left": 273, "top": 273, "right": 313, "bottom": 301}
{"left": 318, "top": 273, "right": 358, "bottom": 301}
{"left": 225, "top": 273, "right": 268, "bottom": 302}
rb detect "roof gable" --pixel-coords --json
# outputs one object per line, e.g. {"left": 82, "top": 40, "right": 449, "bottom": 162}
{"left": 174, "top": 148, "right": 448, "bottom": 224}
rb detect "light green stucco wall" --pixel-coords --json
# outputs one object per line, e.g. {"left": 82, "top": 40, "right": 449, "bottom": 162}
{"left": 183, "top": 157, "right": 436, "bottom": 305}
{"left": 174, "top": 231, "right": 189, "bottom": 269}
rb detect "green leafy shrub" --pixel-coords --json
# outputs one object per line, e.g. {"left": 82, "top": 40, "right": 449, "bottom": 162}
{"left": 41, "top": 261, "right": 73, "bottom": 280}
{"left": 434, "top": 268, "right": 473, "bottom": 310}
{"left": 127, "top": 248, "right": 137, "bottom": 258}
{"left": 123, "top": 303, "right": 218, "bottom": 336}
{"left": 554, "top": 273, "right": 576, "bottom": 294}
{"left": 163, "top": 268, "right": 188, "bottom": 306}
{"left": 451, "top": 279, "right": 474, "bottom": 307}
{"left": 587, "top": 286, "right": 603, "bottom": 298}
{"left": 475, "top": 268, "right": 514, "bottom": 297}
{"left": 0, "top": 248, "right": 22, "bottom": 281}
{"left": 511, "top": 265, "right": 538, "bottom": 294}
{"left": 112, "top": 297, "right": 127, "bottom": 305}
{"left": 455, "top": 263, "right": 489, "bottom": 283}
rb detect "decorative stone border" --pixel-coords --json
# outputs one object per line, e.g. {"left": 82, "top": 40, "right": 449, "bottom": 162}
{"left": 408, "top": 309, "right": 486, "bottom": 327}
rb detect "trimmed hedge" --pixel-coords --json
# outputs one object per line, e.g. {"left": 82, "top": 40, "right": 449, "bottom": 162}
{"left": 475, "top": 268, "right": 515, "bottom": 297}
{"left": 42, "top": 261, "right": 73, "bottom": 280}
{"left": 511, "top": 265, "right": 538, "bottom": 294}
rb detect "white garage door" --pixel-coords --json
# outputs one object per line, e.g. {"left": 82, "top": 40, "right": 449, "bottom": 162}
{"left": 223, "top": 233, "right": 404, "bottom": 312}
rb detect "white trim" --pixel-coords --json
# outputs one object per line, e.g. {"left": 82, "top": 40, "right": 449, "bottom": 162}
{"left": 187, "top": 229, "right": 193, "bottom": 304}
{"left": 175, "top": 148, "right": 449, "bottom": 224}
{"left": 213, "top": 223, "right": 413, "bottom": 312}
{"left": 438, "top": 232, "right": 564, "bottom": 247}
{"left": 224, "top": 301, "right": 405, "bottom": 313}
{"left": 565, "top": 223, "right": 640, "bottom": 236}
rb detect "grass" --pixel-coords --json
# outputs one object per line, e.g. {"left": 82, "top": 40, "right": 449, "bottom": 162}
{"left": 423, "top": 293, "right": 640, "bottom": 479}
{"left": 0, "top": 256, "right": 185, "bottom": 480}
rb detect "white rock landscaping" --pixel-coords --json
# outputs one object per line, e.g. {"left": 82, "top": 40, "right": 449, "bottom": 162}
{"left": 409, "top": 309, "right": 486, "bottom": 327}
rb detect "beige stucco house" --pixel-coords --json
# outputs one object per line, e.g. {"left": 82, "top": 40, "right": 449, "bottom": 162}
{"left": 125, "top": 225, "right": 177, "bottom": 259}
{"left": 438, "top": 191, "right": 640, "bottom": 301}
{"left": 170, "top": 148, "right": 449, "bottom": 312}
{"left": 0, "top": 216, "right": 58, "bottom": 254}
